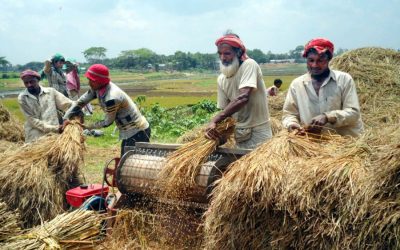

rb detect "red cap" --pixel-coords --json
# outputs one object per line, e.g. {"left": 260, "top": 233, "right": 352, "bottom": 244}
{"left": 20, "top": 69, "right": 41, "bottom": 80}
{"left": 84, "top": 64, "right": 110, "bottom": 85}
{"left": 302, "top": 38, "right": 334, "bottom": 58}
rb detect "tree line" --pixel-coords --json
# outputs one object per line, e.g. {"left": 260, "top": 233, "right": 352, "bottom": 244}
{"left": 1, "top": 45, "right": 350, "bottom": 73}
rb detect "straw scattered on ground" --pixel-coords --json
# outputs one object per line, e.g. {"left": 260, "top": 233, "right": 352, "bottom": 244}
{"left": 1, "top": 209, "right": 104, "bottom": 250}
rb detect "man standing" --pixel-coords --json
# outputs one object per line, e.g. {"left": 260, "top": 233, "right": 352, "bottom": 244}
{"left": 43, "top": 53, "right": 68, "bottom": 97}
{"left": 205, "top": 32, "right": 272, "bottom": 149}
{"left": 18, "top": 70, "right": 72, "bottom": 143}
{"left": 64, "top": 64, "right": 151, "bottom": 156}
{"left": 282, "top": 38, "right": 363, "bottom": 137}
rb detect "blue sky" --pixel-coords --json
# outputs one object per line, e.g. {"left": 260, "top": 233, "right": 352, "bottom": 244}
{"left": 1, "top": 0, "right": 399, "bottom": 64}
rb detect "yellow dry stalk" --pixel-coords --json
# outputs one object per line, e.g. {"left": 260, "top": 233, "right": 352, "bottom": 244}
{"left": 48, "top": 120, "right": 85, "bottom": 179}
{"left": 0, "top": 201, "right": 22, "bottom": 242}
{"left": 1, "top": 209, "right": 104, "bottom": 250}
{"left": 158, "top": 117, "right": 235, "bottom": 199}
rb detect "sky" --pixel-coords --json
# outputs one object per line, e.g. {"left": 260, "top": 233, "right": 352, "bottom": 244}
{"left": 1, "top": 0, "right": 399, "bottom": 65}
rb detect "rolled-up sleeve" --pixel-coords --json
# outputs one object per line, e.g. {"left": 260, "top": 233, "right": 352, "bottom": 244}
{"left": 282, "top": 86, "right": 301, "bottom": 128}
{"left": 324, "top": 77, "right": 361, "bottom": 127}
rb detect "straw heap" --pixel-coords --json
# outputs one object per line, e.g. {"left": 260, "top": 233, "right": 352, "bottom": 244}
{"left": 0, "top": 102, "right": 24, "bottom": 142}
{"left": 0, "top": 201, "right": 21, "bottom": 242}
{"left": 158, "top": 117, "right": 235, "bottom": 199}
{"left": 0, "top": 121, "right": 85, "bottom": 228}
{"left": 1, "top": 209, "right": 104, "bottom": 250}
{"left": 330, "top": 47, "right": 400, "bottom": 127}
{"left": 204, "top": 131, "right": 343, "bottom": 249}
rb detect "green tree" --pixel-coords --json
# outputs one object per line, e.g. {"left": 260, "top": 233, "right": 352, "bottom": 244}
{"left": 247, "top": 49, "right": 267, "bottom": 63}
{"left": 0, "top": 57, "right": 10, "bottom": 71}
{"left": 289, "top": 45, "right": 305, "bottom": 62}
{"left": 82, "top": 47, "right": 107, "bottom": 64}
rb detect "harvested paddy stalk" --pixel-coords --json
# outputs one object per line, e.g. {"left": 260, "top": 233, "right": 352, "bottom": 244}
{"left": 330, "top": 47, "right": 400, "bottom": 126}
{"left": 0, "top": 121, "right": 85, "bottom": 228}
{"left": 48, "top": 119, "right": 85, "bottom": 184}
{"left": 0, "top": 201, "right": 21, "bottom": 242}
{"left": 0, "top": 102, "right": 24, "bottom": 142}
{"left": 204, "top": 131, "right": 341, "bottom": 249}
{"left": 158, "top": 117, "right": 235, "bottom": 199}
{"left": 1, "top": 209, "right": 104, "bottom": 250}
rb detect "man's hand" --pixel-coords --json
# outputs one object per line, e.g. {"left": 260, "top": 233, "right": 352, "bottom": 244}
{"left": 288, "top": 123, "right": 306, "bottom": 135}
{"left": 205, "top": 122, "right": 221, "bottom": 141}
{"left": 310, "top": 114, "right": 328, "bottom": 127}
{"left": 58, "top": 120, "right": 70, "bottom": 133}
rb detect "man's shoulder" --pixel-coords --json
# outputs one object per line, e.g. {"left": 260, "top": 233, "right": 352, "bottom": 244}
{"left": 290, "top": 73, "right": 309, "bottom": 86}
{"left": 241, "top": 58, "right": 260, "bottom": 68}
{"left": 331, "top": 70, "right": 353, "bottom": 80}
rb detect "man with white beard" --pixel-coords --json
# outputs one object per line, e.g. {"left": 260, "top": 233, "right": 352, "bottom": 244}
{"left": 205, "top": 32, "right": 272, "bottom": 149}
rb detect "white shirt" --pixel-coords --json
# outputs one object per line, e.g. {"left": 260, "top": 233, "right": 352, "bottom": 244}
{"left": 282, "top": 70, "right": 364, "bottom": 137}
{"left": 217, "top": 59, "right": 270, "bottom": 129}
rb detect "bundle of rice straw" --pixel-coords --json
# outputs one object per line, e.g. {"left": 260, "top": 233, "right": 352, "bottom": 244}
{"left": 1, "top": 209, "right": 104, "bottom": 250}
{"left": 158, "top": 117, "right": 235, "bottom": 199}
{"left": 0, "top": 102, "right": 24, "bottom": 142}
{"left": 268, "top": 93, "right": 286, "bottom": 119}
{"left": 270, "top": 116, "right": 283, "bottom": 135}
{"left": 204, "top": 131, "right": 343, "bottom": 249}
{"left": 352, "top": 138, "right": 400, "bottom": 249}
{"left": 0, "top": 121, "right": 85, "bottom": 228}
{"left": 0, "top": 201, "right": 21, "bottom": 242}
{"left": 330, "top": 47, "right": 400, "bottom": 126}
{"left": 274, "top": 141, "right": 371, "bottom": 249}
{"left": 48, "top": 119, "right": 86, "bottom": 182}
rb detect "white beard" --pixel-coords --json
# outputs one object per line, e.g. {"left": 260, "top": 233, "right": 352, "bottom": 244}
{"left": 220, "top": 57, "right": 240, "bottom": 78}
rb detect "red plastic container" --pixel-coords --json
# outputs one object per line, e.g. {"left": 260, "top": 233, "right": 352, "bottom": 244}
{"left": 66, "top": 184, "right": 109, "bottom": 208}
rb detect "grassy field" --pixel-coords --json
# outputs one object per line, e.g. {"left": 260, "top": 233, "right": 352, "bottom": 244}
{"left": 1, "top": 64, "right": 302, "bottom": 183}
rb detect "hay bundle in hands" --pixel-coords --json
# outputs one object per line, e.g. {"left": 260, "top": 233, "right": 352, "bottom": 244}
{"left": 0, "top": 121, "right": 85, "bottom": 228}
{"left": 158, "top": 117, "right": 235, "bottom": 199}
{"left": 0, "top": 103, "right": 24, "bottom": 142}
{"left": 48, "top": 120, "right": 85, "bottom": 182}
{"left": 204, "top": 131, "right": 340, "bottom": 249}
{"left": 330, "top": 47, "right": 400, "bottom": 126}
{"left": 1, "top": 209, "right": 104, "bottom": 250}
{"left": 0, "top": 201, "right": 22, "bottom": 242}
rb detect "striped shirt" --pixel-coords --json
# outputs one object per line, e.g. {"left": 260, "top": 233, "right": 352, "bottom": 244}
{"left": 64, "top": 82, "right": 149, "bottom": 139}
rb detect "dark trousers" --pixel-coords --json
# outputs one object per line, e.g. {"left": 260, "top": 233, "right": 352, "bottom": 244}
{"left": 121, "top": 127, "right": 151, "bottom": 156}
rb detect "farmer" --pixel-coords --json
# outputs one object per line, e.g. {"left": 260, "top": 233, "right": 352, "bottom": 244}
{"left": 18, "top": 70, "right": 72, "bottom": 143}
{"left": 282, "top": 38, "right": 364, "bottom": 137}
{"left": 43, "top": 53, "right": 68, "bottom": 97}
{"left": 64, "top": 64, "right": 151, "bottom": 156}
{"left": 267, "top": 78, "right": 282, "bottom": 96}
{"left": 205, "top": 32, "right": 272, "bottom": 149}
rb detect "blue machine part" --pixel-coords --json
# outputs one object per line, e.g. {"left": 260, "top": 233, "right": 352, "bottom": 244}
{"left": 80, "top": 195, "right": 107, "bottom": 212}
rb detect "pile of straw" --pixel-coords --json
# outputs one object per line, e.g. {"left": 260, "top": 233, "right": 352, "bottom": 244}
{"left": 330, "top": 47, "right": 400, "bottom": 126}
{"left": 0, "top": 103, "right": 24, "bottom": 142}
{"left": 204, "top": 131, "right": 342, "bottom": 249}
{"left": 158, "top": 117, "right": 235, "bottom": 199}
{"left": 0, "top": 201, "right": 21, "bottom": 242}
{"left": 268, "top": 93, "right": 286, "bottom": 119}
{"left": 1, "top": 209, "right": 104, "bottom": 249}
{"left": 0, "top": 121, "right": 85, "bottom": 228}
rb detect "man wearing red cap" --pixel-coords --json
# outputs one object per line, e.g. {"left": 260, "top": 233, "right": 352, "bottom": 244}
{"left": 18, "top": 69, "right": 73, "bottom": 142}
{"left": 205, "top": 32, "right": 272, "bottom": 149}
{"left": 282, "top": 38, "right": 363, "bottom": 137}
{"left": 64, "top": 64, "right": 150, "bottom": 155}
